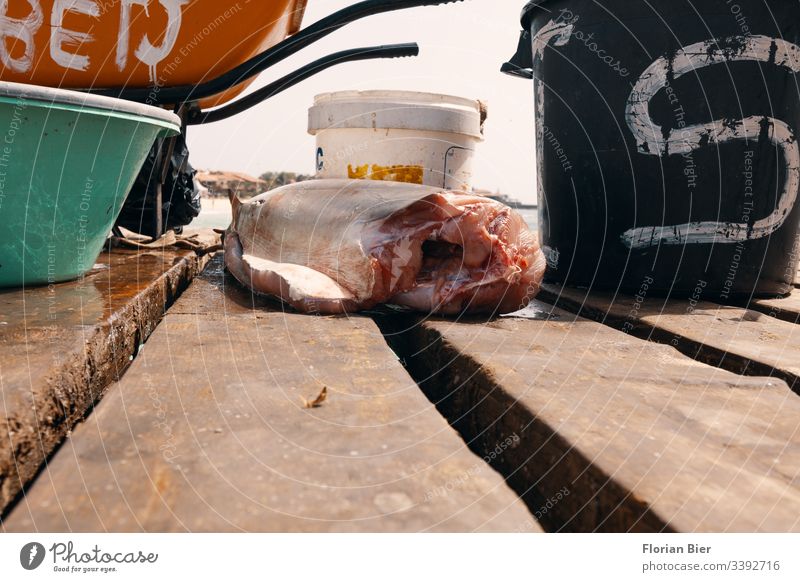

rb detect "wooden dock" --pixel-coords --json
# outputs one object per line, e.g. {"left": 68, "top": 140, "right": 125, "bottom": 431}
{"left": 378, "top": 297, "right": 800, "bottom": 532}
{"left": 0, "top": 244, "right": 210, "bottom": 514}
{"left": 2, "top": 253, "right": 800, "bottom": 532}
{"left": 2, "top": 256, "right": 532, "bottom": 532}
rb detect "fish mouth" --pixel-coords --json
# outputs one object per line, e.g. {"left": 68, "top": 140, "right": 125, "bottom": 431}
{"left": 421, "top": 239, "right": 464, "bottom": 260}
{"left": 375, "top": 196, "right": 542, "bottom": 315}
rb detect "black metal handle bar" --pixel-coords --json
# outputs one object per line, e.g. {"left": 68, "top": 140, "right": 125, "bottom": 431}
{"left": 90, "top": 0, "right": 463, "bottom": 105}
{"left": 187, "top": 43, "right": 420, "bottom": 125}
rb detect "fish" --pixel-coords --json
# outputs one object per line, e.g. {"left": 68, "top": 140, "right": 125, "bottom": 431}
{"left": 224, "top": 179, "right": 546, "bottom": 315}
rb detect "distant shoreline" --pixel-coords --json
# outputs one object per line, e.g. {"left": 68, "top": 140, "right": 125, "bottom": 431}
{"left": 194, "top": 198, "right": 538, "bottom": 231}
{"left": 200, "top": 191, "right": 538, "bottom": 210}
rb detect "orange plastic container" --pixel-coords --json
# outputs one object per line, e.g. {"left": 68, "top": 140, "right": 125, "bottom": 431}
{"left": 0, "top": 0, "right": 307, "bottom": 106}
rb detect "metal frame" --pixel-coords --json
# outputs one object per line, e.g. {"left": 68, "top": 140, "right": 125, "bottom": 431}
{"left": 90, "top": 0, "right": 462, "bottom": 109}
{"left": 97, "top": 0, "right": 464, "bottom": 239}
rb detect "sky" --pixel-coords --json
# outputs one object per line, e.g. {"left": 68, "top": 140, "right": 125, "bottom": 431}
{"left": 186, "top": 0, "right": 538, "bottom": 204}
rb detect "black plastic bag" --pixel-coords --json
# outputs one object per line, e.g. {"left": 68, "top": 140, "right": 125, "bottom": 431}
{"left": 115, "top": 132, "right": 201, "bottom": 239}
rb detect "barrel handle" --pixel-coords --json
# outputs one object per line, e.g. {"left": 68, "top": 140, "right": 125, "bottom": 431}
{"left": 501, "top": 30, "right": 534, "bottom": 79}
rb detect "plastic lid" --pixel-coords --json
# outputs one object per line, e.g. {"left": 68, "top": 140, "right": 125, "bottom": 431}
{"left": 308, "top": 90, "right": 485, "bottom": 139}
{"left": 0, "top": 81, "right": 181, "bottom": 127}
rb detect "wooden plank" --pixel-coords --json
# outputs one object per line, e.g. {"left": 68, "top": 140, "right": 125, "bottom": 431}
{"left": 377, "top": 302, "right": 800, "bottom": 533}
{"left": 749, "top": 290, "right": 800, "bottom": 324}
{"left": 0, "top": 246, "right": 211, "bottom": 515}
{"left": 538, "top": 284, "right": 800, "bottom": 394}
{"left": 3, "top": 256, "right": 536, "bottom": 533}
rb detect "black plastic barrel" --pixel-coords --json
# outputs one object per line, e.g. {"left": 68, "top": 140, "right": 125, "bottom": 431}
{"left": 504, "top": 0, "right": 800, "bottom": 299}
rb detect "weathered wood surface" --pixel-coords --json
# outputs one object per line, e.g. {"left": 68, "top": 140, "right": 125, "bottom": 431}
{"left": 749, "top": 290, "right": 800, "bottom": 324}
{"left": 3, "top": 257, "right": 536, "bottom": 533}
{"left": 0, "top": 247, "right": 210, "bottom": 515}
{"left": 795, "top": 265, "right": 800, "bottom": 286}
{"left": 538, "top": 284, "right": 800, "bottom": 394}
{"left": 378, "top": 302, "right": 800, "bottom": 532}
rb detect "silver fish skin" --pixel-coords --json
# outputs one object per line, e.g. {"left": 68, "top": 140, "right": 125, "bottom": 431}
{"left": 224, "top": 179, "right": 546, "bottom": 315}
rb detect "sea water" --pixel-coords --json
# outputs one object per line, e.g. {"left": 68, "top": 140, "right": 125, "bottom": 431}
{"left": 517, "top": 208, "right": 538, "bottom": 232}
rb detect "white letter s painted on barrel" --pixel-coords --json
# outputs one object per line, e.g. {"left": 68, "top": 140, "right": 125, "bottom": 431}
{"left": 624, "top": 36, "right": 800, "bottom": 249}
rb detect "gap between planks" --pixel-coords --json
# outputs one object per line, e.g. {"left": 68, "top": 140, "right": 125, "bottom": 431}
{"left": 537, "top": 284, "right": 800, "bottom": 396}
{"left": 748, "top": 291, "right": 800, "bottom": 324}
{"left": 376, "top": 302, "right": 800, "bottom": 533}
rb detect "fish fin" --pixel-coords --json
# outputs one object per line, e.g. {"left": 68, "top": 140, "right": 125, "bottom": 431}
{"left": 240, "top": 254, "right": 358, "bottom": 314}
{"left": 224, "top": 231, "right": 358, "bottom": 313}
{"left": 223, "top": 230, "right": 247, "bottom": 281}
{"left": 228, "top": 188, "right": 242, "bottom": 224}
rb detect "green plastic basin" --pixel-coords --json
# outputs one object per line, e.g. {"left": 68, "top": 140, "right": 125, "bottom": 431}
{"left": 0, "top": 82, "right": 181, "bottom": 288}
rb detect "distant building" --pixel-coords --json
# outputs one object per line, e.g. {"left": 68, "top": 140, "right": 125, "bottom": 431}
{"left": 196, "top": 170, "right": 268, "bottom": 199}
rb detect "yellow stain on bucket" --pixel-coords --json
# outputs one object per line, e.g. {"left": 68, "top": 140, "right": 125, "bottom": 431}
{"left": 347, "top": 164, "right": 424, "bottom": 185}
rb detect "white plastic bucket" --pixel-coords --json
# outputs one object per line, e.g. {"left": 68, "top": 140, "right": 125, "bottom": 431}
{"left": 308, "top": 90, "right": 485, "bottom": 191}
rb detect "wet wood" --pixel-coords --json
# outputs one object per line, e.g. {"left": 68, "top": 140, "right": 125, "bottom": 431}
{"left": 3, "top": 256, "right": 536, "bottom": 533}
{"left": 538, "top": 284, "right": 800, "bottom": 394}
{"left": 0, "top": 246, "right": 211, "bottom": 516}
{"left": 378, "top": 302, "right": 800, "bottom": 532}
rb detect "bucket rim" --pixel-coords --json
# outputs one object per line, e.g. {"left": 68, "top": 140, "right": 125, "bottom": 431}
{"left": 312, "top": 89, "right": 481, "bottom": 111}
{"left": 308, "top": 89, "right": 485, "bottom": 139}
{"left": 520, "top": 0, "right": 551, "bottom": 29}
{"left": 0, "top": 81, "right": 181, "bottom": 128}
